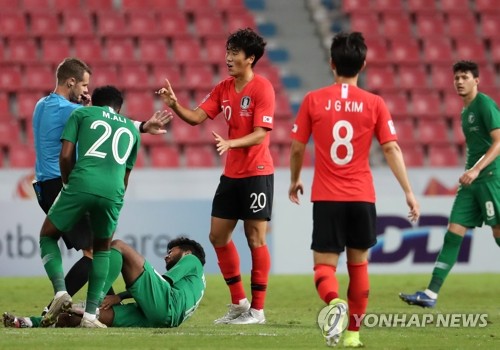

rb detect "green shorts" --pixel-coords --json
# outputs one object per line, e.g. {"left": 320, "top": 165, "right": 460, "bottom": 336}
{"left": 48, "top": 189, "right": 123, "bottom": 239}
{"left": 112, "top": 261, "right": 172, "bottom": 328}
{"left": 449, "top": 179, "right": 500, "bottom": 227}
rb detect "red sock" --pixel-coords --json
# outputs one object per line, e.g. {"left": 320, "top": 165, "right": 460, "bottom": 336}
{"left": 313, "top": 264, "right": 339, "bottom": 304}
{"left": 214, "top": 241, "right": 246, "bottom": 304}
{"left": 250, "top": 245, "right": 271, "bottom": 310}
{"left": 347, "top": 261, "right": 369, "bottom": 331}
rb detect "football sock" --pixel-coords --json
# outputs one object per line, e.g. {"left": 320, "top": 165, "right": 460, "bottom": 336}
{"left": 101, "top": 248, "right": 123, "bottom": 300}
{"left": 64, "top": 256, "right": 92, "bottom": 296}
{"left": 250, "top": 245, "right": 271, "bottom": 310}
{"left": 347, "top": 261, "right": 369, "bottom": 332}
{"left": 85, "top": 250, "right": 110, "bottom": 315}
{"left": 428, "top": 231, "right": 463, "bottom": 294}
{"left": 214, "top": 240, "right": 246, "bottom": 304}
{"left": 495, "top": 237, "right": 500, "bottom": 247}
{"left": 39, "top": 236, "right": 66, "bottom": 293}
{"left": 313, "top": 264, "right": 339, "bottom": 304}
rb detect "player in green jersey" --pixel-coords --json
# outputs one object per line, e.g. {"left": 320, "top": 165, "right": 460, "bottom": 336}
{"left": 400, "top": 60, "right": 500, "bottom": 308}
{"left": 3, "top": 237, "right": 206, "bottom": 329}
{"left": 39, "top": 86, "right": 141, "bottom": 328}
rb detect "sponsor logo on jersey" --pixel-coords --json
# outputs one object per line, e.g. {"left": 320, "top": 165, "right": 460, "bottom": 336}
{"left": 468, "top": 113, "right": 475, "bottom": 124}
{"left": 263, "top": 115, "right": 273, "bottom": 124}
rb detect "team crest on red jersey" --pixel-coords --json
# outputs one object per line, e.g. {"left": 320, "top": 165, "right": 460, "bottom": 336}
{"left": 240, "top": 96, "right": 251, "bottom": 109}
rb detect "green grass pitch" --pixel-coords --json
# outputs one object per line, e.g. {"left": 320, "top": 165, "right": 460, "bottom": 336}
{"left": 1, "top": 273, "right": 499, "bottom": 349}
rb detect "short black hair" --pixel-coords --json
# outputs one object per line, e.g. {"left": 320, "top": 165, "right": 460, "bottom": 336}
{"left": 168, "top": 236, "right": 206, "bottom": 266}
{"left": 226, "top": 28, "right": 266, "bottom": 68}
{"left": 330, "top": 32, "right": 367, "bottom": 78}
{"left": 91, "top": 85, "right": 124, "bottom": 112}
{"left": 452, "top": 60, "right": 479, "bottom": 78}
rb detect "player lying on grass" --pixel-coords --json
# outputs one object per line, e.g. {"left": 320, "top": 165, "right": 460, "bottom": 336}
{"left": 3, "top": 237, "right": 206, "bottom": 328}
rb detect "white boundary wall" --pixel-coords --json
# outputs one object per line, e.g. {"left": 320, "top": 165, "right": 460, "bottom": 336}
{"left": 1, "top": 168, "right": 498, "bottom": 276}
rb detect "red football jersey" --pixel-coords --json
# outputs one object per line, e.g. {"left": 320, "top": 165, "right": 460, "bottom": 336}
{"left": 291, "top": 83, "right": 397, "bottom": 202}
{"left": 199, "top": 74, "right": 275, "bottom": 178}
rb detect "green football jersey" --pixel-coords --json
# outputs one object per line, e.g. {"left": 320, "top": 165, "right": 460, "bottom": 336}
{"left": 461, "top": 93, "right": 500, "bottom": 181}
{"left": 163, "top": 254, "right": 206, "bottom": 327}
{"left": 61, "top": 106, "right": 140, "bottom": 199}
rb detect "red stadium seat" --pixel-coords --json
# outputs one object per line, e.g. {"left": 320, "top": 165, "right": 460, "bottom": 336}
{"left": 443, "top": 90, "right": 463, "bottom": 119}
{"left": 151, "top": 63, "right": 184, "bottom": 90}
{"left": 149, "top": 145, "right": 180, "bottom": 168}
{"left": 410, "top": 91, "right": 442, "bottom": 119}
{"left": 85, "top": 0, "right": 115, "bottom": 13}
{"left": 374, "top": 0, "right": 404, "bottom": 13}
{"left": 431, "top": 64, "right": 453, "bottom": 91}
{"left": 8, "top": 145, "right": 36, "bottom": 168}
{"left": 96, "top": 12, "right": 127, "bottom": 38}
{"left": 133, "top": 147, "right": 147, "bottom": 168}
{"left": 157, "top": 13, "right": 189, "bottom": 38}
{"left": 73, "top": 37, "right": 104, "bottom": 66}
{"left": 254, "top": 65, "right": 282, "bottom": 90}
{"left": 451, "top": 119, "right": 465, "bottom": 146}
{"left": 16, "top": 92, "right": 41, "bottom": 120}
{"left": 52, "top": 0, "right": 82, "bottom": 13}
{"left": 29, "top": 12, "right": 59, "bottom": 37}
{"left": 381, "top": 92, "right": 409, "bottom": 120}
{"left": 407, "top": 0, "right": 438, "bottom": 13}
{"left": 88, "top": 63, "right": 120, "bottom": 87}
{"left": 0, "top": 93, "right": 9, "bottom": 120}
{"left": 454, "top": 39, "right": 487, "bottom": 64}
{"left": 127, "top": 12, "right": 160, "bottom": 38}
{"left": 201, "top": 116, "right": 227, "bottom": 143}
{"left": 104, "top": 38, "right": 136, "bottom": 63}
{"left": 397, "top": 65, "right": 428, "bottom": 91}
{"left": 23, "top": 63, "right": 53, "bottom": 92}
{"left": 446, "top": 13, "right": 477, "bottom": 39}
{"left": 0, "top": 65, "right": 22, "bottom": 92}
{"left": 381, "top": 14, "right": 412, "bottom": 38}
{"left": 271, "top": 120, "right": 293, "bottom": 146}
{"left": 121, "top": 0, "right": 154, "bottom": 11}
{"left": 0, "top": 121, "right": 21, "bottom": 148}
{"left": 123, "top": 91, "right": 156, "bottom": 118}
{"left": 183, "top": 0, "right": 211, "bottom": 14}
{"left": 394, "top": 120, "right": 417, "bottom": 146}
{"left": 6, "top": 38, "right": 38, "bottom": 64}
{"left": 193, "top": 13, "right": 225, "bottom": 37}
{"left": 475, "top": 0, "right": 500, "bottom": 13}
{"left": 214, "top": 0, "right": 246, "bottom": 13}
{"left": 490, "top": 38, "right": 500, "bottom": 64}
{"left": 480, "top": 14, "right": 500, "bottom": 40}
{"left": 171, "top": 120, "right": 203, "bottom": 145}
{"left": 417, "top": 119, "right": 449, "bottom": 145}
{"left": 269, "top": 144, "right": 283, "bottom": 166}
{"left": 364, "top": 66, "right": 396, "bottom": 92}
{"left": 274, "top": 92, "right": 293, "bottom": 120}
{"left": 172, "top": 37, "right": 203, "bottom": 63}
{"left": 428, "top": 144, "right": 460, "bottom": 167}
{"left": 204, "top": 36, "right": 229, "bottom": 65}
{"left": 184, "top": 145, "right": 216, "bottom": 167}
{"left": 415, "top": 14, "right": 445, "bottom": 38}
{"left": 61, "top": 11, "right": 93, "bottom": 37}
{"left": 440, "top": 0, "right": 470, "bottom": 13}
{"left": 400, "top": 143, "right": 425, "bottom": 167}
{"left": 389, "top": 39, "right": 421, "bottom": 66}
{"left": 476, "top": 65, "right": 497, "bottom": 92}
{"left": 226, "top": 12, "right": 256, "bottom": 32}
{"left": 119, "top": 63, "right": 151, "bottom": 90}
{"left": 422, "top": 37, "right": 454, "bottom": 64}
{"left": 138, "top": 38, "right": 169, "bottom": 64}
{"left": 349, "top": 13, "right": 380, "bottom": 38}
{"left": 21, "top": 0, "right": 51, "bottom": 11}
{"left": 139, "top": 132, "right": 168, "bottom": 147}
{"left": 183, "top": 63, "right": 215, "bottom": 91}
{"left": 0, "top": 13, "right": 28, "bottom": 38}
{"left": 41, "top": 37, "right": 71, "bottom": 65}
{"left": 364, "top": 38, "right": 389, "bottom": 65}
{"left": 342, "top": 0, "right": 371, "bottom": 13}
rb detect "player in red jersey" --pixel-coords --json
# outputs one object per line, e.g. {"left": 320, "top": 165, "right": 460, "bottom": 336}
{"left": 288, "top": 32, "right": 420, "bottom": 347}
{"left": 158, "top": 28, "right": 274, "bottom": 325}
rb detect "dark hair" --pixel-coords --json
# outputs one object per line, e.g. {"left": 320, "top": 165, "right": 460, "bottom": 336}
{"left": 452, "top": 60, "right": 479, "bottom": 78}
{"left": 91, "top": 85, "right": 124, "bottom": 111}
{"left": 226, "top": 28, "right": 266, "bottom": 68}
{"left": 168, "top": 236, "right": 206, "bottom": 266}
{"left": 56, "top": 57, "right": 92, "bottom": 85}
{"left": 330, "top": 32, "right": 367, "bottom": 78}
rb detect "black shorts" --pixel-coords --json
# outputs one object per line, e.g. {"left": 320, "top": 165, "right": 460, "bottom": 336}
{"left": 311, "top": 201, "right": 377, "bottom": 253}
{"left": 33, "top": 177, "right": 92, "bottom": 251}
{"left": 211, "top": 174, "right": 273, "bottom": 221}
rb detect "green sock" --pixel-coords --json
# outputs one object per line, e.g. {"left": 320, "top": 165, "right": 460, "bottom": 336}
{"left": 428, "top": 231, "right": 463, "bottom": 294}
{"left": 85, "top": 250, "right": 110, "bottom": 315}
{"left": 29, "top": 316, "right": 42, "bottom": 327}
{"left": 100, "top": 248, "right": 123, "bottom": 302}
{"left": 495, "top": 237, "right": 500, "bottom": 247}
{"left": 39, "top": 236, "right": 66, "bottom": 293}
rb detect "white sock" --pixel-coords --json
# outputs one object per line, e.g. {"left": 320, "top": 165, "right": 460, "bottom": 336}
{"left": 54, "top": 291, "right": 67, "bottom": 299}
{"left": 83, "top": 312, "right": 96, "bottom": 321}
{"left": 424, "top": 289, "right": 438, "bottom": 299}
